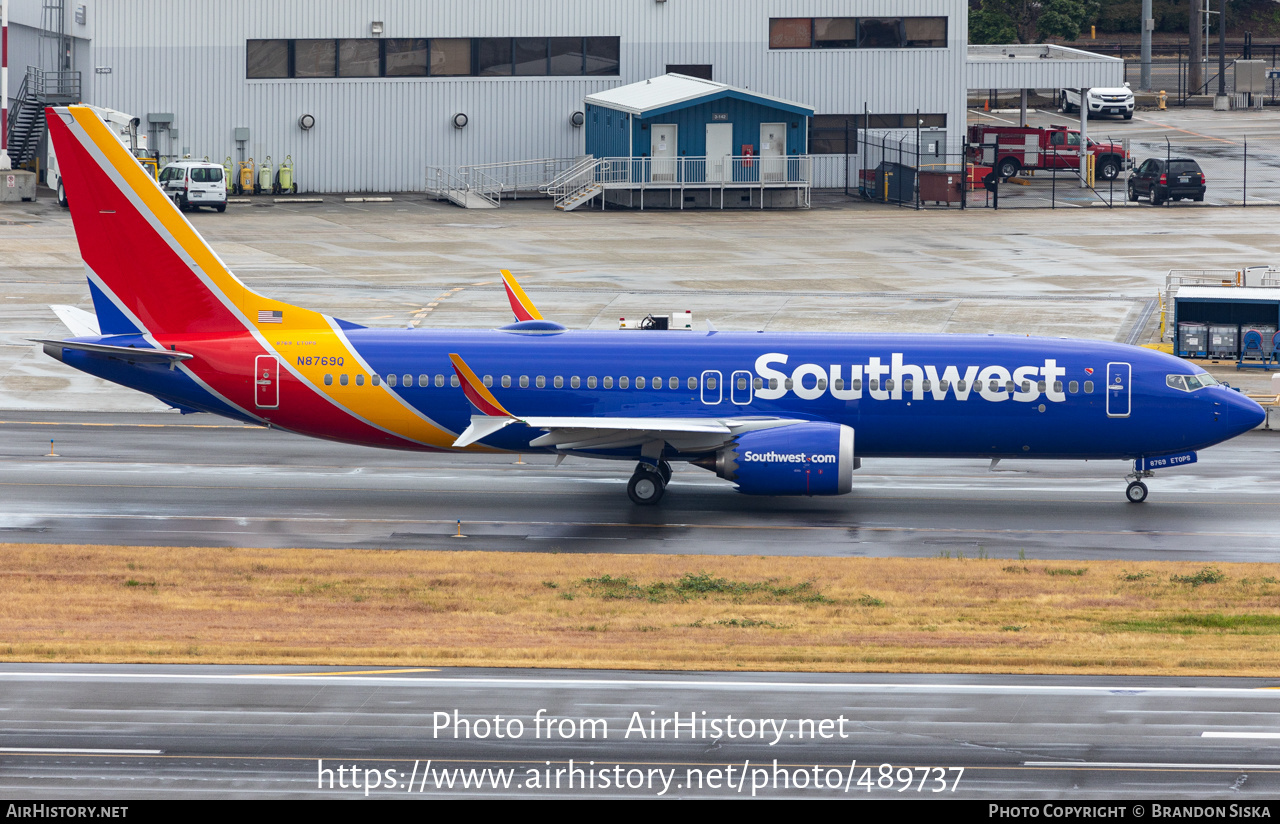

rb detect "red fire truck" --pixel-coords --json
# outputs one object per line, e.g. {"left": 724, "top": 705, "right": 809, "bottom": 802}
{"left": 967, "top": 124, "right": 1128, "bottom": 182}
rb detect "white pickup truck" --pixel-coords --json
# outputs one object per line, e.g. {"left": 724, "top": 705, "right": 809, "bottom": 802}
{"left": 1059, "top": 85, "right": 1135, "bottom": 120}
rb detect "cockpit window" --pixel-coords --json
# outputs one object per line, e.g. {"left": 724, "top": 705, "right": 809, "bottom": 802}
{"left": 1167, "top": 373, "right": 1219, "bottom": 392}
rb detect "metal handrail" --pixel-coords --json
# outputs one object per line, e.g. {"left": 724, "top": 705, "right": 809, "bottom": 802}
{"left": 543, "top": 156, "right": 601, "bottom": 194}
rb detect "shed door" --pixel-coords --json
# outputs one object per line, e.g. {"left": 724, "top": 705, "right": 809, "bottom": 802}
{"left": 651, "top": 124, "right": 677, "bottom": 182}
{"left": 706, "top": 123, "right": 732, "bottom": 183}
{"left": 760, "top": 123, "right": 785, "bottom": 181}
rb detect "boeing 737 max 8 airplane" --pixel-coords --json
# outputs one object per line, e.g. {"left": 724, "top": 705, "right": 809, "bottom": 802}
{"left": 35, "top": 106, "right": 1265, "bottom": 505}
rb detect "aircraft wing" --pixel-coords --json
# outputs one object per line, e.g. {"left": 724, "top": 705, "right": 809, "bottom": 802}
{"left": 446, "top": 352, "right": 801, "bottom": 449}
{"left": 453, "top": 412, "right": 800, "bottom": 451}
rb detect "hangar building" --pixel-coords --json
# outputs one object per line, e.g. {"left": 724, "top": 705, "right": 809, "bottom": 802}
{"left": 2, "top": 0, "right": 1122, "bottom": 194}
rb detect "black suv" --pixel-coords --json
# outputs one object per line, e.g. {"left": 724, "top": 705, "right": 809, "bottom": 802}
{"left": 1127, "top": 157, "right": 1206, "bottom": 205}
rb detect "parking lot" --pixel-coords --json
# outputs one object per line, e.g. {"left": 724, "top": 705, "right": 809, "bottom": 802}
{"left": 966, "top": 104, "right": 1280, "bottom": 207}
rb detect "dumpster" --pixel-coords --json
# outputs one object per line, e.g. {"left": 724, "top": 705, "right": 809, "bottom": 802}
{"left": 918, "top": 171, "right": 963, "bottom": 205}
{"left": 872, "top": 161, "right": 915, "bottom": 203}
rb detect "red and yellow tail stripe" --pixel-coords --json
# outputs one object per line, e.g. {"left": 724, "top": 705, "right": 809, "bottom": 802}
{"left": 501, "top": 270, "right": 542, "bottom": 322}
{"left": 449, "top": 354, "right": 514, "bottom": 418}
{"left": 50, "top": 106, "right": 469, "bottom": 451}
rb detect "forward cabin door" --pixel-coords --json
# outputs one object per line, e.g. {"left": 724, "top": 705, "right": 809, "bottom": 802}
{"left": 760, "top": 123, "right": 785, "bottom": 181}
{"left": 1106, "top": 362, "right": 1131, "bottom": 418}
{"left": 706, "top": 122, "right": 732, "bottom": 183}
{"left": 651, "top": 124, "right": 677, "bottom": 182}
{"left": 255, "top": 355, "right": 279, "bottom": 409}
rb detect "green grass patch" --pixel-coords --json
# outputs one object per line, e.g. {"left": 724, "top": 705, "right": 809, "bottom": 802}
{"left": 1045, "top": 567, "right": 1087, "bottom": 577}
{"left": 1119, "top": 570, "right": 1154, "bottom": 581}
{"left": 579, "top": 572, "right": 830, "bottom": 604}
{"left": 1169, "top": 567, "right": 1227, "bottom": 587}
{"left": 1106, "top": 613, "right": 1280, "bottom": 634}
{"left": 854, "top": 595, "right": 885, "bottom": 607}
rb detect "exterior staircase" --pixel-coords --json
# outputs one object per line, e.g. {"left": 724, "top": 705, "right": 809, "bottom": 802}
{"left": 5, "top": 67, "right": 81, "bottom": 167}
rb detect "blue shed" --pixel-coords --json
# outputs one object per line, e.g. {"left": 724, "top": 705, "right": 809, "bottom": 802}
{"left": 575, "top": 73, "right": 814, "bottom": 208}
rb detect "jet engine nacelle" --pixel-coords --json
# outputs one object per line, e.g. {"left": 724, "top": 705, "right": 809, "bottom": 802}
{"left": 697, "top": 422, "right": 856, "bottom": 496}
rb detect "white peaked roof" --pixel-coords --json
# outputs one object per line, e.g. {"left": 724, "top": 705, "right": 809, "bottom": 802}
{"left": 584, "top": 73, "right": 812, "bottom": 116}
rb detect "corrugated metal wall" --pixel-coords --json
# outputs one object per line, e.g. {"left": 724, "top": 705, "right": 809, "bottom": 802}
{"left": 85, "top": 0, "right": 968, "bottom": 192}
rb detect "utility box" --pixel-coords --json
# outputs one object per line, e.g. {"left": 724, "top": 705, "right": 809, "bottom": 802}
{"left": 1235, "top": 60, "right": 1267, "bottom": 94}
{"left": 917, "top": 171, "right": 962, "bottom": 204}
{"left": 1177, "top": 322, "right": 1207, "bottom": 358}
{"left": 1208, "top": 324, "right": 1239, "bottom": 358}
{"left": 0, "top": 170, "right": 37, "bottom": 202}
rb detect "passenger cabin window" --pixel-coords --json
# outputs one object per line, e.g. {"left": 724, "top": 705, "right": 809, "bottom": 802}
{"left": 502, "top": 375, "right": 511, "bottom": 388}
{"left": 340, "top": 374, "right": 349, "bottom": 386}
{"left": 1083, "top": 381, "right": 1094, "bottom": 393}
{"left": 388, "top": 374, "right": 397, "bottom": 387}
{"left": 355, "top": 374, "right": 365, "bottom": 386}
{"left": 1069, "top": 380, "right": 1078, "bottom": 394}
{"left": 587, "top": 376, "right": 596, "bottom": 389}
{"left": 451, "top": 375, "right": 460, "bottom": 387}
{"left": 603, "top": 376, "right": 613, "bottom": 389}
{"left": 324, "top": 374, "right": 333, "bottom": 385}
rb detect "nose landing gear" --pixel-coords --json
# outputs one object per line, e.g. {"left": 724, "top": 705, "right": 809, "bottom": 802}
{"left": 627, "top": 459, "right": 672, "bottom": 505}
{"left": 1124, "top": 469, "right": 1153, "bottom": 503}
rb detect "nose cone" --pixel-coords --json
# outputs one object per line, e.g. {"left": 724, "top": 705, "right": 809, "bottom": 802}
{"left": 1225, "top": 390, "right": 1267, "bottom": 437}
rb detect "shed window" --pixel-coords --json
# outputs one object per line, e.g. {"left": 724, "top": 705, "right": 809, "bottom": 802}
{"left": 339, "top": 39, "right": 380, "bottom": 77}
{"left": 477, "top": 38, "right": 513, "bottom": 76}
{"left": 815, "top": 17, "right": 857, "bottom": 48}
{"left": 294, "top": 39, "right": 336, "bottom": 77}
{"left": 769, "top": 18, "right": 813, "bottom": 49}
{"left": 247, "top": 39, "right": 289, "bottom": 78}
{"left": 549, "top": 38, "right": 585, "bottom": 75}
{"left": 429, "top": 39, "right": 471, "bottom": 76}
{"left": 585, "top": 37, "right": 620, "bottom": 75}
{"left": 513, "top": 38, "right": 548, "bottom": 75}
{"left": 386, "top": 38, "right": 429, "bottom": 76}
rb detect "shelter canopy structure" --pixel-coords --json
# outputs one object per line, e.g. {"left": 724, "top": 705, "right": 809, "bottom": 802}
{"left": 573, "top": 73, "right": 815, "bottom": 210}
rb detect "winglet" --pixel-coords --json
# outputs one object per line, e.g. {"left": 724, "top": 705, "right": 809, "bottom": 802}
{"left": 500, "top": 270, "right": 543, "bottom": 322}
{"left": 448, "top": 353, "right": 514, "bottom": 418}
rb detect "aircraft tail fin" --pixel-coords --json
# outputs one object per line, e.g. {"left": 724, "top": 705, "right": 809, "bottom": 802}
{"left": 45, "top": 106, "right": 302, "bottom": 337}
{"left": 500, "top": 270, "right": 543, "bottom": 322}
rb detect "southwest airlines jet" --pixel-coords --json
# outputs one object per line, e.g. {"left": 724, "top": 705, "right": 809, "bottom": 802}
{"left": 36, "top": 106, "right": 1264, "bottom": 506}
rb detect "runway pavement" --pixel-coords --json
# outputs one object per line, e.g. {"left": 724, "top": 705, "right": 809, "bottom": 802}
{"left": 0, "top": 412, "right": 1277, "bottom": 560}
{"left": 1, "top": 665, "right": 1278, "bottom": 799}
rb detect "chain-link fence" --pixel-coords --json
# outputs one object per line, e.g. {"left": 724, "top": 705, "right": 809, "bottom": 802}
{"left": 846, "top": 130, "right": 1280, "bottom": 209}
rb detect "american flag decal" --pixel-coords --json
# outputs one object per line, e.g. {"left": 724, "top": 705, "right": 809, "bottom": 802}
{"left": 258, "top": 310, "right": 283, "bottom": 323}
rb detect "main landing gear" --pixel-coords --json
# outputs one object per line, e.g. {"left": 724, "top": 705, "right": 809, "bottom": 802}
{"left": 627, "top": 460, "right": 672, "bottom": 505}
{"left": 1124, "top": 469, "right": 1153, "bottom": 503}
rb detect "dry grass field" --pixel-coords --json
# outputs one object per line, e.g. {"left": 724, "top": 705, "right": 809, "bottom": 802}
{"left": 2, "top": 542, "right": 1279, "bottom": 675}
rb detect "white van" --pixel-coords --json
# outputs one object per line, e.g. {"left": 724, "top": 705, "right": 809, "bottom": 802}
{"left": 159, "top": 160, "right": 227, "bottom": 212}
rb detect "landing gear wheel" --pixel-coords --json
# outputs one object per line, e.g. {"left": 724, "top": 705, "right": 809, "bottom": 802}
{"left": 1125, "top": 481, "right": 1149, "bottom": 503}
{"left": 628, "top": 470, "right": 665, "bottom": 505}
{"left": 658, "top": 460, "right": 672, "bottom": 484}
